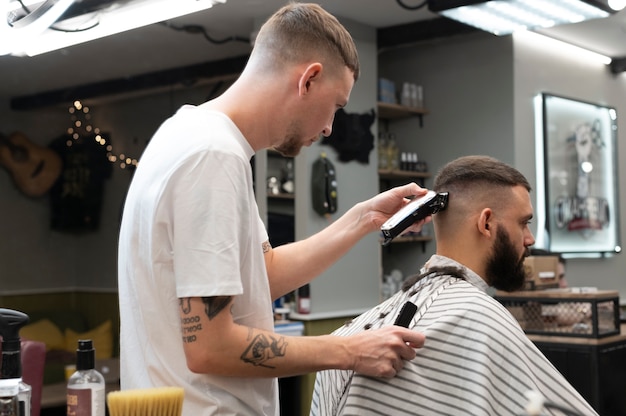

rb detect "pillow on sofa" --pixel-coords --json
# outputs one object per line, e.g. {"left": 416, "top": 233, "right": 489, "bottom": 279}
{"left": 20, "top": 319, "right": 65, "bottom": 351}
{"left": 64, "top": 320, "right": 113, "bottom": 360}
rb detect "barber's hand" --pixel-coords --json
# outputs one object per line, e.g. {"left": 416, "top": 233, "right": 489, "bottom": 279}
{"left": 366, "top": 182, "right": 431, "bottom": 234}
{"left": 346, "top": 326, "right": 425, "bottom": 378}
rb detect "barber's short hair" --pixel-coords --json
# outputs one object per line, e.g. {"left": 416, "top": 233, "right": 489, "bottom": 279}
{"left": 434, "top": 155, "right": 531, "bottom": 194}
{"left": 253, "top": 2, "right": 359, "bottom": 80}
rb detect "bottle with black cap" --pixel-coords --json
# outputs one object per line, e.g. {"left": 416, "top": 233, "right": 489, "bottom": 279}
{"left": 0, "top": 308, "right": 32, "bottom": 416}
{"left": 66, "top": 340, "right": 105, "bottom": 416}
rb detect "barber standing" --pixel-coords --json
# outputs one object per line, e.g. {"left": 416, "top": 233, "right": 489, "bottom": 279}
{"left": 117, "top": 3, "right": 426, "bottom": 415}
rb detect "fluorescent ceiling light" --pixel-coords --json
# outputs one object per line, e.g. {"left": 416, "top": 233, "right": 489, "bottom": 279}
{"left": 5, "top": 0, "right": 226, "bottom": 57}
{"left": 1, "top": 0, "right": 76, "bottom": 55}
{"left": 515, "top": 30, "right": 612, "bottom": 65}
{"left": 428, "top": 0, "right": 615, "bottom": 36}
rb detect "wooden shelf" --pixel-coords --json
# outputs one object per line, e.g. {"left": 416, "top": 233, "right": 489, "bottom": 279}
{"left": 268, "top": 193, "right": 295, "bottom": 200}
{"left": 377, "top": 102, "right": 428, "bottom": 120}
{"left": 378, "top": 169, "right": 430, "bottom": 180}
{"left": 385, "top": 234, "right": 432, "bottom": 244}
{"left": 380, "top": 234, "right": 433, "bottom": 253}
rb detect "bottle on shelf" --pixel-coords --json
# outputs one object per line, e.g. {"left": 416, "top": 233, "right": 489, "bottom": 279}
{"left": 377, "top": 133, "right": 388, "bottom": 170}
{"left": 400, "top": 152, "right": 408, "bottom": 171}
{"left": 386, "top": 134, "right": 399, "bottom": 171}
{"left": 400, "top": 82, "right": 412, "bottom": 107}
{"left": 410, "top": 152, "right": 418, "bottom": 172}
{"left": 66, "top": 340, "right": 105, "bottom": 416}
{"left": 0, "top": 308, "right": 32, "bottom": 416}
{"left": 281, "top": 159, "right": 295, "bottom": 194}
{"left": 297, "top": 284, "right": 311, "bottom": 314}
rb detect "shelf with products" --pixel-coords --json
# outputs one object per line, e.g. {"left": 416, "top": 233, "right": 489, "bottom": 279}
{"left": 377, "top": 101, "right": 429, "bottom": 126}
{"left": 264, "top": 149, "right": 296, "bottom": 249}
{"left": 266, "top": 150, "right": 295, "bottom": 208}
{"left": 268, "top": 192, "right": 295, "bottom": 200}
{"left": 377, "top": 94, "right": 433, "bottom": 297}
{"left": 378, "top": 169, "right": 430, "bottom": 181}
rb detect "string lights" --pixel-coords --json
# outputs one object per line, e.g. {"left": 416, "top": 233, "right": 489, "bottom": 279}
{"left": 66, "top": 100, "right": 138, "bottom": 170}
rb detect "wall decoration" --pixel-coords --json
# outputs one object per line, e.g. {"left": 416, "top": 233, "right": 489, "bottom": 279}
{"left": 538, "top": 93, "right": 620, "bottom": 256}
{"left": 321, "top": 108, "right": 375, "bottom": 164}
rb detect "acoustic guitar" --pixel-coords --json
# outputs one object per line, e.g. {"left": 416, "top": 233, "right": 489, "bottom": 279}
{"left": 0, "top": 131, "right": 63, "bottom": 197}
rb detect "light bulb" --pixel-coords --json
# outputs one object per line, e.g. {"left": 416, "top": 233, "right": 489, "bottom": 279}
{"left": 608, "top": 0, "right": 626, "bottom": 10}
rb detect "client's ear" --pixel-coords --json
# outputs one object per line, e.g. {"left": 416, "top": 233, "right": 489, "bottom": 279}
{"left": 477, "top": 208, "right": 493, "bottom": 237}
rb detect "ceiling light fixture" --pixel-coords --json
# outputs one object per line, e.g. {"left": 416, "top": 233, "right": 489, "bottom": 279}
{"left": 4, "top": 0, "right": 226, "bottom": 57}
{"left": 1, "top": 0, "right": 77, "bottom": 55}
{"left": 515, "top": 30, "right": 612, "bottom": 65}
{"left": 428, "top": 0, "right": 620, "bottom": 36}
{"left": 608, "top": 0, "right": 626, "bottom": 9}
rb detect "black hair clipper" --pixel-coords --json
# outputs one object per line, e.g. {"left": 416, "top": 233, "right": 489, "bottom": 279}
{"left": 381, "top": 191, "right": 448, "bottom": 246}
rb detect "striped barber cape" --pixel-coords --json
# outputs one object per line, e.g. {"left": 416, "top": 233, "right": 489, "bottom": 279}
{"left": 310, "top": 255, "right": 598, "bottom": 416}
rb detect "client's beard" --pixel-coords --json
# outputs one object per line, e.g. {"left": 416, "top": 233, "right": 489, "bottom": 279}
{"left": 485, "top": 227, "right": 528, "bottom": 292}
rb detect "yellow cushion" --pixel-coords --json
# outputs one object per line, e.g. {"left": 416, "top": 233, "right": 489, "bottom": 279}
{"left": 20, "top": 319, "right": 65, "bottom": 351}
{"left": 64, "top": 320, "right": 113, "bottom": 359}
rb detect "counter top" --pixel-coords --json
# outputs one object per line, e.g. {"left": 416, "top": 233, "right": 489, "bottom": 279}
{"left": 289, "top": 308, "right": 367, "bottom": 321}
{"left": 528, "top": 323, "right": 626, "bottom": 346}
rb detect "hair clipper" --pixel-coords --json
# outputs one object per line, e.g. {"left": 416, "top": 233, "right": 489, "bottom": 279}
{"left": 381, "top": 190, "right": 448, "bottom": 246}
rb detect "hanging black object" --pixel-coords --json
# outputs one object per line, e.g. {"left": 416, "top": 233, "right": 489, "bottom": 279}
{"left": 321, "top": 108, "right": 375, "bottom": 164}
{"left": 311, "top": 152, "right": 337, "bottom": 216}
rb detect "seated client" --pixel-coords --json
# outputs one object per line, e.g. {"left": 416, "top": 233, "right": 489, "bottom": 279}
{"left": 310, "top": 155, "right": 596, "bottom": 416}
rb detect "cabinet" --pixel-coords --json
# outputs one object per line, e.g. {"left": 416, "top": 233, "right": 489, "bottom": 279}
{"left": 377, "top": 101, "right": 432, "bottom": 294}
{"left": 528, "top": 326, "right": 626, "bottom": 415}
{"left": 252, "top": 149, "right": 297, "bottom": 248}
{"left": 265, "top": 150, "right": 295, "bottom": 247}
{"left": 292, "top": 315, "right": 361, "bottom": 416}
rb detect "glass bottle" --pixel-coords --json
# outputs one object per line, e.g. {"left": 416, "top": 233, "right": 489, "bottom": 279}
{"left": 377, "top": 133, "right": 388, "bottom": 170}
{"left": 66, "top": 340, "right": 105, "bottom": 416}
{"left": 0, "top": 308, "right": 31, "bottom": 416}
{"left": 386, "top": 134, "right": 399, "bottom": 170}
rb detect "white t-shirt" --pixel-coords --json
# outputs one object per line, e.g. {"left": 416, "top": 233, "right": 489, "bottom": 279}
{"left": 118, "top": 105, "right": 277, "bottom": 415}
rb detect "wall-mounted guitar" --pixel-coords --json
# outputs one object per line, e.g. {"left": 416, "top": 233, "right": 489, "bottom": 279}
{"left": 0, "top": 131, "right": 63, "bottom": 197}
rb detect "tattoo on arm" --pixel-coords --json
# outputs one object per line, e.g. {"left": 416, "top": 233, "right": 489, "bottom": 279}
{"left": 179, "top": 297, "right": 201, "bottom": 344}
{"left": 178, "top": 296, "right": 231, "bottom": 344}
{"left": 262, "top": 240, "right": 271, "bottom": 253}
{"left": 179, "top": 298, "right": 192, "bottom": 314}
{"left": 202, "top": 296, "right": 232, "bottom": 320}
{"left": 240, "top": 331, "right": 287, "bottom": 369}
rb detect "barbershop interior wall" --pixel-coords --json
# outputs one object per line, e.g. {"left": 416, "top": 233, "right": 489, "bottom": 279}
{"left": 0, "top": 87, "right": 212, "bottom": 293}
{"left": 294, "top": 19, "right": 381, "bottom": 315}
{"left": 2, "top": 22, "right": 625, "bottom": 303}
{"left": 377, "top": 32, "right": 515, "bottom": 279}
{"left": 0, "top": 19, "right": 380, "bottom": 302}
{"left": 513, "top": 36, "right": 626, "bottom": 299}
{"left": 379, "top": 31, "right": 626, "bottom": 300}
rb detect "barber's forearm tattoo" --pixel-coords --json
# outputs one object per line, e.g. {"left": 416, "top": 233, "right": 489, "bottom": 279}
{"left": 240, "top": 327, "right": 287, "bottom": 368}
{"left": 262, "top": 240, "right": 271, "bottom": 253}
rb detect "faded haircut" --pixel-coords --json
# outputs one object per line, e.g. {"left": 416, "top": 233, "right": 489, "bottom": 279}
{"left": 253, "top": 2, "right": 360, "bottom": 80}
{"left": 434, "top": 155, "right": 531, "bottom": 195}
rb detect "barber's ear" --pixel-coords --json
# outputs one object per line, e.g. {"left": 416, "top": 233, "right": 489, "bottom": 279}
{"left": 478, "top": 208, "right": 493, "bottom": 237}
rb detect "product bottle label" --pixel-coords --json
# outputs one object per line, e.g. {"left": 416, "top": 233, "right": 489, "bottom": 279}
{"left": 67, "top": 385, "right": 105, "bottom": 416}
